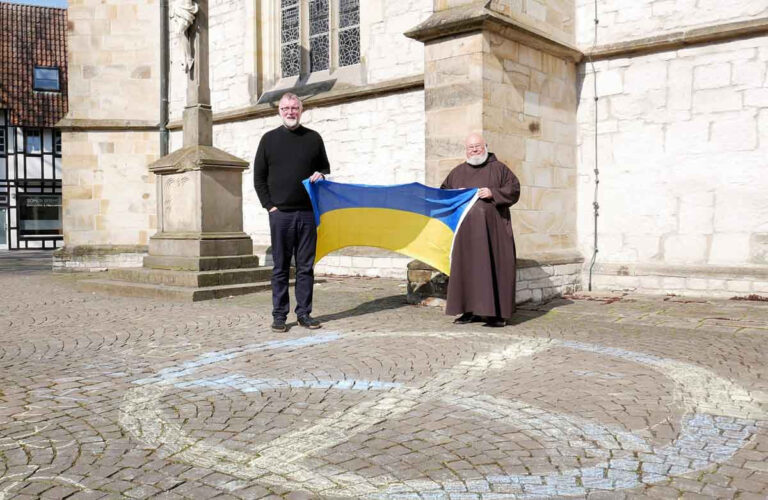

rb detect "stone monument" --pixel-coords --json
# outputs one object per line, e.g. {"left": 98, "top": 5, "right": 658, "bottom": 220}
{"left": 82, "top": 0, "right": 273, "bottom": 300}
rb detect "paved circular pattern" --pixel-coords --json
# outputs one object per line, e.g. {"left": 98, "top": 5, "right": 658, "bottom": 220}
{"left": 1, "top": 270, "right": 768, "bottom": 499}
{"left": 119, "top": 331, "right": 766, "bottom": 498}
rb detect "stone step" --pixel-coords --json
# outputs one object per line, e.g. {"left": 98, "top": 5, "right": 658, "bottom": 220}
{"left": 78, "top": 279, "right": 287, "bottom": 302}
{"left": 143, "top": 255, "right": 260, "bottom": 271}
{"left": 108, "top": 266, "right": 275, "bottom": 288}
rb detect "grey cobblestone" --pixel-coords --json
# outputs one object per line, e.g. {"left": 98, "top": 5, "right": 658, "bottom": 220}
{"left": 0, "top": 256, "right": 767, "bottom": 498}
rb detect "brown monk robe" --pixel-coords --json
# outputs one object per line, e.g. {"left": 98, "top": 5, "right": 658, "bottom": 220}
{"left": 441, "top": 139, "right": 520, "bottom": 326}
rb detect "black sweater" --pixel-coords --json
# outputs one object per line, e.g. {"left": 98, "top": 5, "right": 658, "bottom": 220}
{"left": 253, "top": 125, "right": 331, "bottom": 211}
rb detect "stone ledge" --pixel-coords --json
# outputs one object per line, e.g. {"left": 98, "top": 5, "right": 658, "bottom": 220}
{"left": 167, "top": 75, "right": 425, "bottom": 130}
{"left": 585, "top": 17, "right": 768, "bottom": 61}
{"left": 405, "top": 3, "right": 583, "bottom": 62}
{"left": 407, "top": 250, "right": 584, "bottom": 306}
{"left": 593, "top": 262, "right": 768, "bottom": 280}
{"left": 56, "top": 118, "right": 159, "bottom": 131}
{"left": 53, "top": 245, "right": 149, "bottom": 257}
{"left": 148, "top": 145, "right": 248, "bottom": 173}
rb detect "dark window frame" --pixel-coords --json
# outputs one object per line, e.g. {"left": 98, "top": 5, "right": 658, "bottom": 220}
{"left": 24, "top": 129, "right": 42, "bottom": 156}
{"left": 33, "top": 66, "right": 61, "bottom": 92}
{"left": 280, "top": 0, "right": 360, "bottom": 79}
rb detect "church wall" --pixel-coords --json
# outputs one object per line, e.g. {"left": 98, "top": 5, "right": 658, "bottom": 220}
{"left": 577, "top": 35, "right": 768, "bottom": 296}
{"left": 57, "top": 0, "right": 160, "bottom": 270}
{"left": 576, "top": 0, "right": 768, "bottom": 47}
{"left": 482, "top": 31, "right": 579, "bottom": 257}
{"left": 66, "top": 0, "right": 160, "bottom": 121}
{"left": 488, "top": 0, "right": 575, "bottom": 46}
{"left": 432, "top": 0, "right": 575, "bottom": 46}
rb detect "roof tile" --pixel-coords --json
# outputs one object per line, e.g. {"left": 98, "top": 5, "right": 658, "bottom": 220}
{"left": 0, "top": 3, "right": 68, "bottom": 128}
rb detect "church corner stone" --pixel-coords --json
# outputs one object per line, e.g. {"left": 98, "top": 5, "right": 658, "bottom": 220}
{"left": 410, "top": 1, "right": 581, "bottom": 261}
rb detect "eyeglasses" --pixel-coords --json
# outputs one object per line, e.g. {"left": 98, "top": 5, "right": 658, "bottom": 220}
{"left": 279, "top": 106, "right": 301, "bottom": 112}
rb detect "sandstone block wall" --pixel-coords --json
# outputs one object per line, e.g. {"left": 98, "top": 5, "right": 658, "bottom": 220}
{"left": 577, "top": 36, "right": 768, "bottom": 291}
{"left": 62, "top": 131, "right": 158, "bottom": 246}
{"left": 424, "top": 29, "right": 578, "bottom": 258}
{"left": 489, "top": 0, "right": 575, "bottom": 46}
{"left": 484, "top": 32, "right": 578, "bottom": 255}
{"left": 577, "top": 0, "right": 768, "bottom": 46}
{"left": 62, "top": 0, "right": 160, "bottom": 249}
{"left": 67, "top": 0, "right": 159, "bottom": 120}
{"left": 431, "top": 0, "right": 574, "bottom": 46}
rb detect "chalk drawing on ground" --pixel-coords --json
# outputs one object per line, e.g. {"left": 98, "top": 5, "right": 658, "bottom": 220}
{"left": 119, "top": 332, "right": 766, "bottom": 498}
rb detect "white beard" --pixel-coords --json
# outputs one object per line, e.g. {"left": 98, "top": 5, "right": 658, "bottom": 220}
{"left": 466, "top": 149, "right": 488, "bottom": 166}
{"left": 282, "top": 117, "right": 300, "bottom": 129}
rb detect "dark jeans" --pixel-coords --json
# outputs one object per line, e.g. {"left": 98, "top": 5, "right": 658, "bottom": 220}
{"left": 269, "top": 209, "right": 317, "bottom": 321}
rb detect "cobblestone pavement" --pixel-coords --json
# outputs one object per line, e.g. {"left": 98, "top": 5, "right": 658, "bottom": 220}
{"left": 1, "top": 254, "right": 768, "bottom": 499}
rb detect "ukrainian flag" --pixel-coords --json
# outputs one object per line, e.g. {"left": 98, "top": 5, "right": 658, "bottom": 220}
{"left": 302, "top": 179, "right": 478, "bottom": 275}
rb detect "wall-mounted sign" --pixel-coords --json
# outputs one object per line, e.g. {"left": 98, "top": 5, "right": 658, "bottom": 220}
{"left": 23, "top": 195, "right": 61, "bottom": 208}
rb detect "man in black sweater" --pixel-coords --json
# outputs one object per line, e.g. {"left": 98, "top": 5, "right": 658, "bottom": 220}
{"left": 253, "top": 93, "right": 330, "bottom": 332}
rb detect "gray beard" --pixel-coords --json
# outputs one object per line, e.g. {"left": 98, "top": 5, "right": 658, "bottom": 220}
{"left": 282, "top": 117, "right": 300, "bottom": 129}
{"left": 466, "top": 150, "right": 488, "bottom": 166}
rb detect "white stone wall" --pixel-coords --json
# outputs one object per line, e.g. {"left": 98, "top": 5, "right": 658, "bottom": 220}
{"left": 170, "top": 89, "right": 426, "bottom": 249}
{"left": 169, "top": 0, "right": 254, "bottom": 120}
{"left": 577, "top": 0, "right": 768, "bottom": 46}
{"left": 364, "top": 0, "right": 432, "bottom": 83}
{"left": 577, "top": 36, "right": 768, "bottom": 288}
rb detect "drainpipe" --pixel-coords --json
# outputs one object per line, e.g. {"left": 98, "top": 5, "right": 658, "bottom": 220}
{"left": 160, "top": 0, "right": 170, "bottom": 156}
{"left": 587, "top": 0, "right": 600, "bottom": 291}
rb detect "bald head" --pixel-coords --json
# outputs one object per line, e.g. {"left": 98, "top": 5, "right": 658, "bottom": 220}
{"left": 465, "top": 133, "right": 488, "bottom": 166}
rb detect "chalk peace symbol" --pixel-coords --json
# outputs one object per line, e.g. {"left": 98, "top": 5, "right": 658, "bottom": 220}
{"left": 120, "top": 332, "right": 766, "bottom": 498}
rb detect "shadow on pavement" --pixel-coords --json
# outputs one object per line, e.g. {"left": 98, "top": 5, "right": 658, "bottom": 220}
{"left": 302, "top": 293, "right": 575, "bottom": 328}
{"left": 507, "top": 297, "right": 576, "bottom": 326}
{"left": 0, "top": 250, "right": 54, "bottom": 274}
{"left": 313, "top": 294, "right": 409, "bottom": 324}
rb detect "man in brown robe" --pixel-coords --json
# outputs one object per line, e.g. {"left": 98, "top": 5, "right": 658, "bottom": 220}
{"left": 441, "top": 133, "right": 521, "bottom": 327}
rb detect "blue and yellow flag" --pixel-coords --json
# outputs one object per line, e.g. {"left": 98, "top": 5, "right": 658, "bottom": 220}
{"left": 302, "top": 179, "right": 478, "bottom": 275}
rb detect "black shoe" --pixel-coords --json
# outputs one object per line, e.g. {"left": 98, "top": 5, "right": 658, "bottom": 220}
{"left": 484, "top": 316, "right": 506, "bottom": 327}
{"left": 271, "top": 318, "right": 287, "bottom": 332}
{"left": 297, "top": 315, "right": 321, "bottom": 329}
{"left": 453, "top": 312, "right": 477, "bottom": 324}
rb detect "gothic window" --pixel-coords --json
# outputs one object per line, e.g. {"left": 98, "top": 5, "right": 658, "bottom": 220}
{"left": 281, "top": 0, "right": 301, "bottom": 77}
{"left": 338, "top": 0, "right": 359, "bottom": 67}
{"left": 309, "top": 0, "right": 330, "bottom": 72}
{"left": 280, "top": 0, "right": 360, "bottom": 78}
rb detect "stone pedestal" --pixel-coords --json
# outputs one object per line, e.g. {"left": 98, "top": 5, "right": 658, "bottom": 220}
{"left": 79, "top": 146, "right": 275, "bottom": 301}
